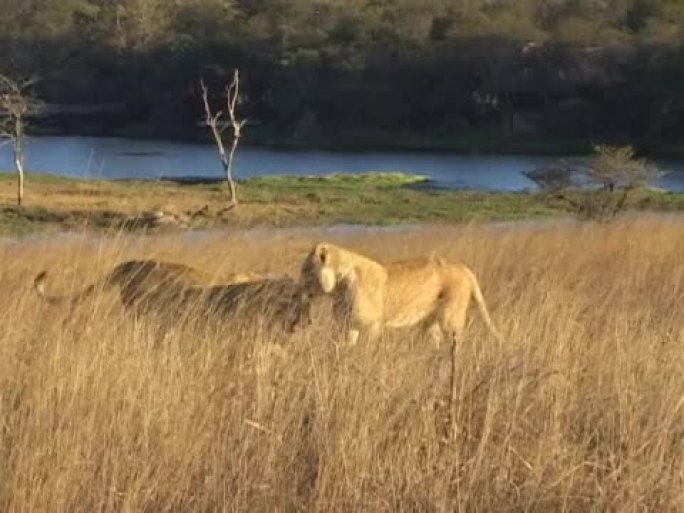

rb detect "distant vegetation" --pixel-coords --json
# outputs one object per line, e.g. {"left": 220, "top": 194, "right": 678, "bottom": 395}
{"left": 0, "top": 0, "right": 683, "bottom": 152}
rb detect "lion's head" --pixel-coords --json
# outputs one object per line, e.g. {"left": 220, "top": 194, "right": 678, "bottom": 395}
{"left": 300, "top": 242, "right": 340, "bottom": 296}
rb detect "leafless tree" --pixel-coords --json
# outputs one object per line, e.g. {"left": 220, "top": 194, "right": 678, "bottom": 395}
{"left": 200, "top": 70, "right": 247, "bottom": 208}
{"left": 0, "top": 75, "right": 42, "bottom": 206}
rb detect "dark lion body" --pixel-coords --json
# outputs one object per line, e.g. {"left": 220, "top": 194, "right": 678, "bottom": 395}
{"left": 35, "top": 260, "right": 310, "bottom": 331}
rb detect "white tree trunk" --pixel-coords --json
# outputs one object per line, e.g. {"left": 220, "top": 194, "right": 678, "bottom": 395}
{"left": 13, "top": 128, "right": 24, "bottom": 207}
{"left": 225, "top": 137, "right": 239, "bottom": 206}
{"left": 15, "top": 151, "right": 24, "bottom": 206}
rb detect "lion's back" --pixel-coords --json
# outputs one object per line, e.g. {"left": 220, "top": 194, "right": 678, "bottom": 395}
{"left": 383, "top": 259, "right": 445, "bottom": 326}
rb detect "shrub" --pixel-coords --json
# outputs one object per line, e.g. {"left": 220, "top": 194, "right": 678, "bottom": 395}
{"left": 526, "top": 145, "right": 663, "bottom": 221}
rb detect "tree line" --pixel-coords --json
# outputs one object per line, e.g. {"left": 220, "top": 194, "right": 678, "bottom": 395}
{"left": 0, "top": 0, "right": 683, "bottom": 150}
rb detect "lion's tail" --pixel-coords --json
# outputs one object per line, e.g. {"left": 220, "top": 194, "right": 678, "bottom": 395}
{"left": 467, "top": 268, "right": 502, "bottom": 343}
{"left": 33, "top": 271, "right": 99, "bottom": 306}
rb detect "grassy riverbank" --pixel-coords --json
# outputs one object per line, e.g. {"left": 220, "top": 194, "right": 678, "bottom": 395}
{"left": 2, "top": 171, "right": 684, "bottom": 236}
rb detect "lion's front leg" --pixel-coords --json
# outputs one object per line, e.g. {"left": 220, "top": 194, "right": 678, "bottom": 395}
{"left": 346, "top": 329, "right": 360, "bottom": 346}
{"left": 346, "top": 321, "right": 380, "bottom": 346}
{"left": 365, "top": 322, "right": 381, "bottom": 343}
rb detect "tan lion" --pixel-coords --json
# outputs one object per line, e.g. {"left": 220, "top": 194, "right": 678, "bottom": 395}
{"left": 299, "top": 242, "right": 500, "bottom": 346}
{"left": 35, "top": 260, "right": 311, "bottom": 331}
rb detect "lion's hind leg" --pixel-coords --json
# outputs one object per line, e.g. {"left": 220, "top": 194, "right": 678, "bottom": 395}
{"left": 436, "top": 292, "right": 471, "bottom": 441}
{"left": 426, "top": 323, "right": 444, "bottom": 349}
{"left": 436, "top": 289, "right": 470, "bottom": 346}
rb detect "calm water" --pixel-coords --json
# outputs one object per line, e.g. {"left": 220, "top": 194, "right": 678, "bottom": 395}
{"left": 2, "top": 136, "right": 684, "bottom": 191}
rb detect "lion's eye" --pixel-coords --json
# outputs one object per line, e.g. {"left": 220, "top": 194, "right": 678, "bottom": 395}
{"left": 318, "top": 246, "right": 328, "bottom": 264}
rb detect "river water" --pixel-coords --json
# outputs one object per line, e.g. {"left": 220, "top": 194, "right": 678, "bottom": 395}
{"left": 2, "top": 136, "right": 684, "bottom": 191}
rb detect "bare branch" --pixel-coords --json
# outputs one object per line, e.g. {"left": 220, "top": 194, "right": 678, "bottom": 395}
{"left": 225, "top": 69, "right": 246, "bottom": 139}
{"left": 227, "top": 70, "right": 239, "bottom": 123}
{"left": 200, "top": 79, "right": 209, "bottom": 114}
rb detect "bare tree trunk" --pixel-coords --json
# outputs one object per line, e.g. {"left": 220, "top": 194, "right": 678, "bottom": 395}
{"left": 208, "top": 120, "right": 237, "bottom": 207}
{"left": 14, "top": 118, "right": 24, "bottom": 206}
{"left": 210, "top": 125, "right": 236, "bottom": 206}
{"left": 225, "top": 136, "right": 239, "bottom": 206}
{"left": 15, "top": 148, "right": 24, "bottom": 206}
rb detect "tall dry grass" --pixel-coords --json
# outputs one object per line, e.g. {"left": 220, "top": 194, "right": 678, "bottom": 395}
{"left": 1, "top": 216, "right": 684, "bottom": 512}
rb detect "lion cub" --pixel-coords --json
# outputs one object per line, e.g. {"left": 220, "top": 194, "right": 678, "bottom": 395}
{"left": 299, "top": 242, "right": 500, "bottom": 346}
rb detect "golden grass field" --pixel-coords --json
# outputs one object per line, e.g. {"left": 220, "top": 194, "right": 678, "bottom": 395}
{"left": 1, "top": 216, "right": 684, "bottom": 512}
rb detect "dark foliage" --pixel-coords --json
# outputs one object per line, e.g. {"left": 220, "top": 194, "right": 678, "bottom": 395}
{"left": 0, "top": 0, "right": 682, "bottom": 149}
